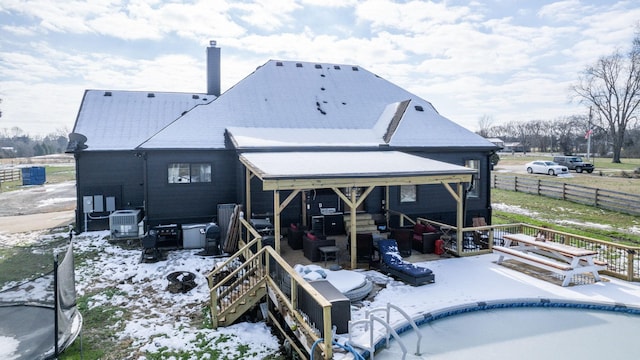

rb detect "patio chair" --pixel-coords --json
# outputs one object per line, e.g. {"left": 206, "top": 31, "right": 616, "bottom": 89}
{"left": 388, "top": 228, "right": 413, "bottom": 257}
{"left": 472, "top": 217, "right": 489, "bottom": 248}
{"left": 377, "top": 239, "right": 435, "bottom": 286}
{"left": 348, "top": 232, "right": 380, "bottom": 268}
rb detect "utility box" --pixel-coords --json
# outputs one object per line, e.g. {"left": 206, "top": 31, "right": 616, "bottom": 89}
{"left": 182, "top": 223, "right": 207, "bottom": 249}
{"left": 21, "top": 166, "right": 46, "bottom": 185}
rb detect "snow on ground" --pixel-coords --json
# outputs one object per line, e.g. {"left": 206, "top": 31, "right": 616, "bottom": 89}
{"left": 492, "top": 202, "right": 638, "bottom": 234}
{"left": 0, "top": 229, "right": 281, "bottom": 359}
{"left": 3, "top": 226, "right": 640, "bottom": 359}
{"left": 72, "top": 231, "right": 281, "bottom": 359}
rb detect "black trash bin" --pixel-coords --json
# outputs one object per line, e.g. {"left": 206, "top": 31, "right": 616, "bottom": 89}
{"left": 204, "top": 223, "right": 221, "bottom": 255}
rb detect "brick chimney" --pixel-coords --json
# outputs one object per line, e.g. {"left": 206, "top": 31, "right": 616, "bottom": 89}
{"left": 207, "top": 40, "right": 221, "bottom": 96}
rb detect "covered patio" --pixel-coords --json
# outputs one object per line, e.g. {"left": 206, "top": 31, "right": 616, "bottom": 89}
{"left": 238, "top": 151, "right": 476, "bottom": 269}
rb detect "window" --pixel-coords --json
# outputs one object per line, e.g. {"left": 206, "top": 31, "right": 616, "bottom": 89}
{"left": 168, "top": 163, "right": 211, "bottom": 184}
{"left": 400, "top": 185, "right": 417, "bottom": 203}
{"left": 465, "top": 159, "right": 480, "bottom": 197}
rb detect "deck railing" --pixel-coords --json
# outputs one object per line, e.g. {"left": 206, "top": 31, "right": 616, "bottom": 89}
{"left": 207, "top": 217, "right": 335, "bottom": 360}
{"left": 418, "top": 218, "right": 640, "bottom": 282}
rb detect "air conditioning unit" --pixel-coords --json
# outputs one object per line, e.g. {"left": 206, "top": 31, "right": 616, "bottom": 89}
{"left": 109, "top": 210, "right": 142, "bottom": 239}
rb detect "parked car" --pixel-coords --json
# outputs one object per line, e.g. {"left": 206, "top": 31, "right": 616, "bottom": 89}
{"left": 525, "top": 161, "right": 569, "bottom": 176}
{"left": 553, "top": 156, "right": 594, "bottom": 173}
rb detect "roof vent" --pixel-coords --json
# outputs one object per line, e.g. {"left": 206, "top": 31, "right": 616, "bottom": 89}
{"left": 296, "top": 63, "right": 303, "bottom": 68}
{"left": 192, "top": 94, "right": 200, "bottom": 99}
{"left": 415, "top": 105, "right": 424, "bottom": 112}
{"left": 314, "top": 64, "right": 322, "bottom": 69}
{"left": 147, "top": 93, "right": 155, "bottom": 98}
{"left": 104, "top": 91, "right": 112, "bottom": 96}
{"left": 334, "top": 65, "right": 341, "bottom": 70}
{"left": 276, "top": 61, "right": 283, "bottom": 66}
{"left": 321, "top": 87, "right": 325, "bottom": 91}
{"left": 320, "top": 74, "right": 326, "bottom": 77}
{"left": 351, "top": 66, "right": 359, "bottom": 71}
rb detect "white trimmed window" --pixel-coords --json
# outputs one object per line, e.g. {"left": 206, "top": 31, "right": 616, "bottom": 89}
{"left": 400, "top": 185, "right": 417, "bottom": 203}
{"left": 168, "top": 163, "right": 211, "bottom": 184}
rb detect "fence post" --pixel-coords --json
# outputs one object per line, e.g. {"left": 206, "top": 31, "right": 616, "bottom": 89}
{"left": 514, "top": 175, "right": 518, "bottom": 192}
{"left": 594, "top": 188, "right": 599, "bottom": 208}
{"left": 627, "top": 250, "right": 635, "bottom": 282}
{"left": 537, "top": 179, "right": 541, "bottom": 195}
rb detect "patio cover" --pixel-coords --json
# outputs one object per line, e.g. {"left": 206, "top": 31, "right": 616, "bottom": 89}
{"left": 239, "top": 151, "right": 476, "bottom": 268}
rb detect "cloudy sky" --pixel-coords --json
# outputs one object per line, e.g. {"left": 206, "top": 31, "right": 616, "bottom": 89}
{"left": 1, "top": 0, "right": 639, "bottom": 137}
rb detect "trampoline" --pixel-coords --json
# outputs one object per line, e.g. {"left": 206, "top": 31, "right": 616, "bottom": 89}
{"left": 0, "top": 242, "right": 83, "bottom": 359}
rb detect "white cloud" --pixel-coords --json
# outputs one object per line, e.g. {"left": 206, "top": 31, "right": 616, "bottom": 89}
{"left": 1, "top": 0, "right": 640, "bottom": 135}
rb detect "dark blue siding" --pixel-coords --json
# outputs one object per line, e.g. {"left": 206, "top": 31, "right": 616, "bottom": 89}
{"left": 144, "top": 150, "right": 237, "bottom": 227}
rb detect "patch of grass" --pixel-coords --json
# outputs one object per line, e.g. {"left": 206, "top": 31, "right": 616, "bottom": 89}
{"left": 0, "top": 165, "right": 75, "bottom": 192}
{"left": 43, "top": 165, "right": 76, "bottom": 182}
{"left": 60, "top": 289, "right": 131, "bottom": 360}
{"left": 0, "top": 247, "right": 53, "bottom": 286}
{"left": 492, "top": 189, "right": 640, "bottom": 245}
{"left": 0, "top": 234, "right": 70, "bottom": 287}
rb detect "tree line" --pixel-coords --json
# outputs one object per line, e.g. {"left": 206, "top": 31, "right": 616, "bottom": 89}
{"left": 481, "top": 28, "right": 640, "bottom": 162}
{"left": 478, "top": 115, "right": 640, "bottom": 158}
{"left": 0, "top": 127, "right": 69, "bottom": 158}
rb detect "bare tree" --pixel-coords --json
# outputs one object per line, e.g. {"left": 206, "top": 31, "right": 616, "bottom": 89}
{"left": 572, "top": 30, "right": 640, "bottom": 163}
{"left": 477, "top": 114, "right": 494, "bottom": 137}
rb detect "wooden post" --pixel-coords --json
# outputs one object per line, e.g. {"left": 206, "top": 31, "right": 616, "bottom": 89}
{"left": 350, "top": 187, "right": 357, "bottom": 269}
{"left": 274, "top": 190, "right": 281, "bottom": 254}
{"left": 245, "top": 167, "right": 252, "bottom": 220}
{"left": 456, "top": 183, "right": 464, "bottom": 253}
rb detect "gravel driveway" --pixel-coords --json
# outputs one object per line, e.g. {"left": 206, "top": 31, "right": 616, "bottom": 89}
{"left": 0, "top": 181, "right": 76, "bottom": 234}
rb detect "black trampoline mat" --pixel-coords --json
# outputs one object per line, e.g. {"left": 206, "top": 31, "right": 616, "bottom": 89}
{"left": 0, "top": 304, "right": 55, "bottom": 360}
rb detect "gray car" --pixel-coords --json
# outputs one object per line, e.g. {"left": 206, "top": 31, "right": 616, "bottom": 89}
{"left": 553, "top": 156, "right": 595, "bottom": 173}
{"left": 525, "top": 161, "right": 569, "bottom": 176}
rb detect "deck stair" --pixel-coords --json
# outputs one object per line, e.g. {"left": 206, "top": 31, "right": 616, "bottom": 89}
{"left": 207, "top": 217, "right": 336, "bottom": 359}
{"left": 343, "top": 212, "right": 379, "bottom": 235}
{"left": 207, "top": 245, "right": 268, "bottom": 328}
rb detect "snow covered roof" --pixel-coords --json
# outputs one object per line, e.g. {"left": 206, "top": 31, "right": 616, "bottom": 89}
{"left": 72, "top": 90, "right": 211, "bottom": 151}
{"left": 135, "top": 60, "right": 497, "bottom": 151}
{"left": 72, "top": 60, "right": 497, "bottom": 152}
{"left": 227, "top": 127, "right": 384, "bottom": 149}
{"left": 240, "top": 151, "right": 476, "bottom": 190}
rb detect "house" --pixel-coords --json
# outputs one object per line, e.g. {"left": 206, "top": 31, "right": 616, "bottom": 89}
{"left": 501, "top": 142, "right": 525, "bottom": 153}
{"left": 68, "top": 43, "right": 499, "bottom": 263}
{"left": 486, "top": 138, "right": 504, "bottom": 150}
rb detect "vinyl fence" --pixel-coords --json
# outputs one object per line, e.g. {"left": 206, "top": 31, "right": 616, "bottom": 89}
{"left": 491, "top": 173, "right": 640, "bottom": 216}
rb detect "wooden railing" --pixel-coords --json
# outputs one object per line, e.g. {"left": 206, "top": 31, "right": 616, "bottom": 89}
{"left": 418, "top": 218, "right": 640, "bottom": 282}
{"left": 206, "top": 217, "right": 335, "bottom": 360}
{"left": 386, "top": 209, "right": 416, "bottom": 228}
{"left": 491, "top": 173, "right": 640, "bottom": 216}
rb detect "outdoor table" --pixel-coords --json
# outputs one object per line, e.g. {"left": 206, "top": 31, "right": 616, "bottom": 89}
{"left": 496, "top": 233, "right": 606, "bottom": 286}
{"left": 318, "top": 245, "right": 340, "bottom": 267}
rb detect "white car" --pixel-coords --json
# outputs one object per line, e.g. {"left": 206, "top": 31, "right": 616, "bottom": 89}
{"left": 525, "top": 161, "right": 569, "bottom": 176}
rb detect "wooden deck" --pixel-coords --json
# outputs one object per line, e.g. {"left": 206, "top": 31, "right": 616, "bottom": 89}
{"left": 277, "top": 233, "right": 442, "bottom": 270}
